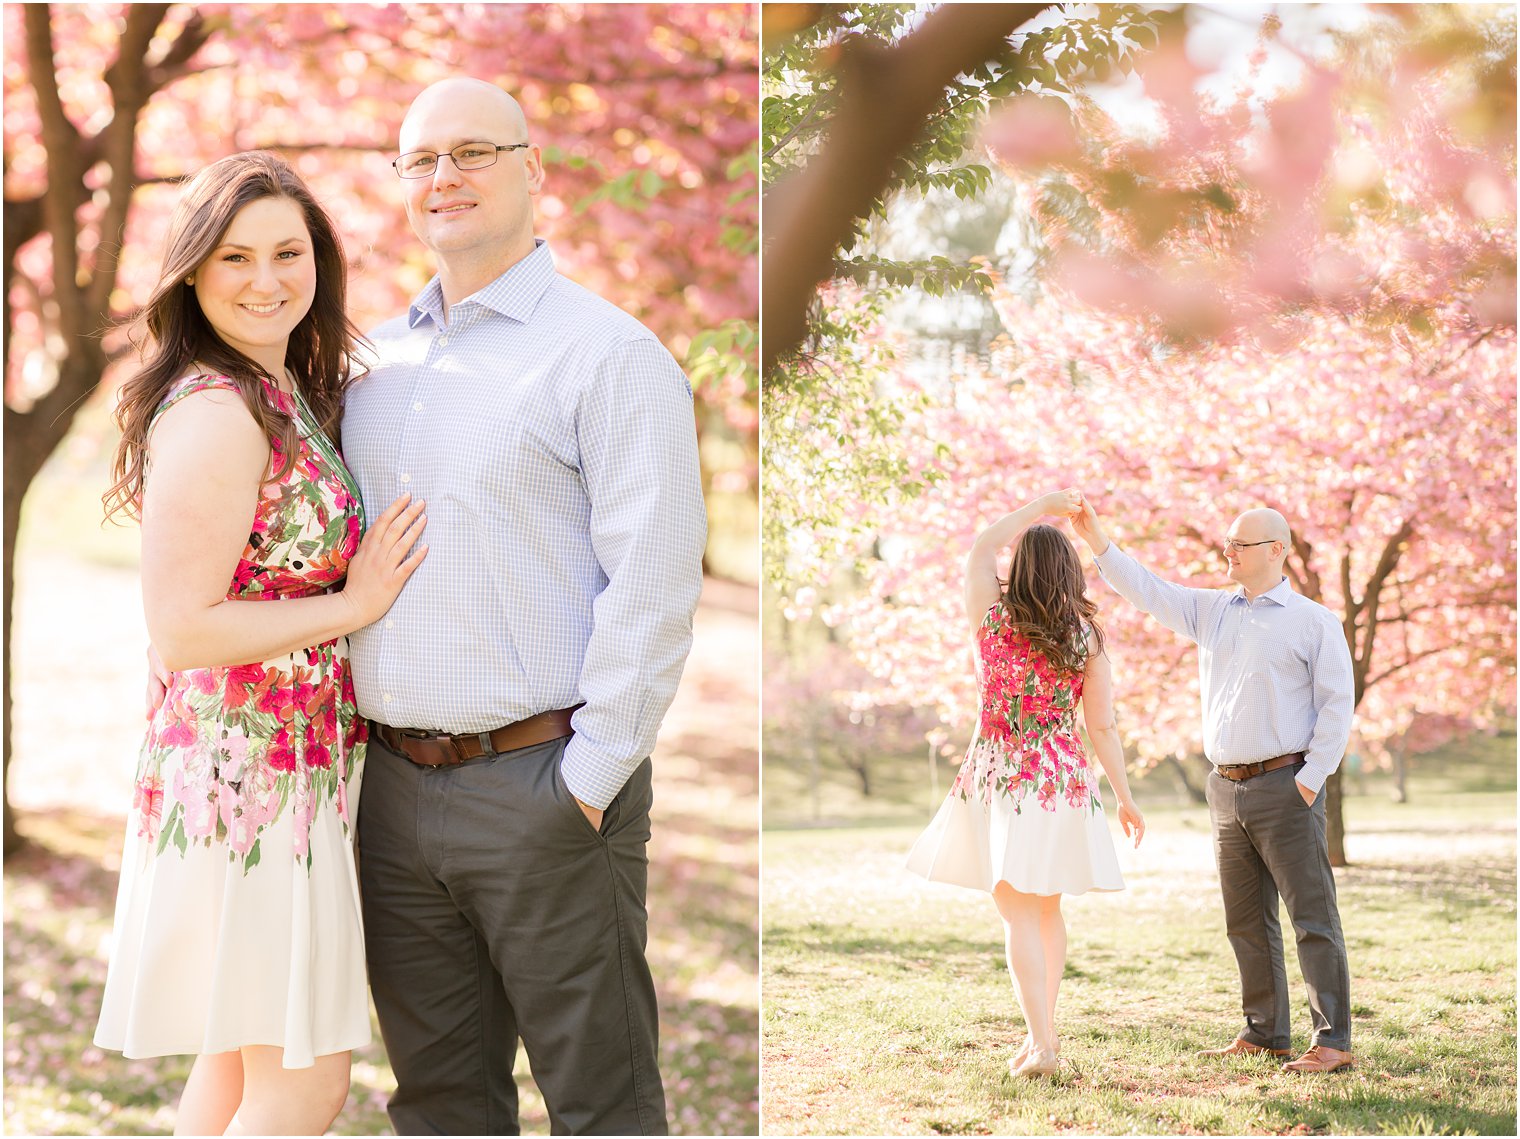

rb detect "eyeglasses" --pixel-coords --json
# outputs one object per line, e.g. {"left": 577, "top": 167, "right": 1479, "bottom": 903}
{"left": 1223, "top": 538, "right": 1278, "bottom": 553}
{"left": 392, "top": 142, "right": 530, "bottom": 179}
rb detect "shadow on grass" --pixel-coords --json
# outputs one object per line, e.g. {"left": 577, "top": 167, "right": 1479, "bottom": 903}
{"left": 767, "top": 929, "right": 992, "bottom": 965}
{"left": 1343, "top": 857, "right": 1517, "bottom": 911}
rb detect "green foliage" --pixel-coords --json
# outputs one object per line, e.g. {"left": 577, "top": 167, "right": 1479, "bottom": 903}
{"left": 762, "top": 290, "right": 938, "bottom": 588}
{"left": 722, "top": 148, "right": 762, "bottom": 257}
{"left": 686, "top": 317, "right": 759, "bottom": 404}
{"left": 834, "top": 255, "right": 995, "bottom": 296}
{"left": 762, "top": 3, "right": 1159, "bottom": 292}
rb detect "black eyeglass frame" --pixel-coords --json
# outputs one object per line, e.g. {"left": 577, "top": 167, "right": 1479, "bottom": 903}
{"left": 392, "top": 142, "right": 531, "bottom": 179}
{"left": 1222, "top": 538, "right": 1280, "bottom": 552}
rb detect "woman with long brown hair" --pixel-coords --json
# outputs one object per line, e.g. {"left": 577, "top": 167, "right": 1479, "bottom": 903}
{"left": 93, "top": 151, "right": 426, "bottom": 1134}
{"left": 907, "top": 488, "right": 1145, "bottom": 1077}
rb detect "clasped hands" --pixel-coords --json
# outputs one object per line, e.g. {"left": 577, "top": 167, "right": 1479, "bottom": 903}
{"left": 1040, "top": 486, "right": 1105, "bottom": 551}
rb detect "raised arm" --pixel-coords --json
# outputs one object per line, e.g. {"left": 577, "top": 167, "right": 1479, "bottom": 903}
{"left": 141, "top": 389, "right": 426, "bottom": 671}
{"left": 964, "top": 487, "right": 1082, "bottom": 630}
{"left": 1081, "top": 644, "right": 1144, "bottom": 847}
{"left": 1074, "top": 495, "right": 1213, "bottom": 643}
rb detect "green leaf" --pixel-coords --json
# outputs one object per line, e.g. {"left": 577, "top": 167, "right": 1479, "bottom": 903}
{"left": 155, "top": 805, "right": 180, "bottom": 855}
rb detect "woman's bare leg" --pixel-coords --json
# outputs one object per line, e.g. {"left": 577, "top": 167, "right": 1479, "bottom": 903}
{"left": 1038, "top": 893, "right": 1067, "bottom": 1056}
{"left": 175, "top": 1051, "right": 243, "bottom": 1136}
{"left": 993, "top": 882, "right": 1056, "bottom": 1062}
{"left": 224, "top": 1046, "right": 351, "bottom": 1136}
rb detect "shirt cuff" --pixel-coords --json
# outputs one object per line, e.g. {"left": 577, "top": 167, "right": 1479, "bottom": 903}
{"left": 559, "top": 732, "right": 635, "bottom": 811}
{"left": 1295, "top": 762, "right": 1330, "bottom": 795}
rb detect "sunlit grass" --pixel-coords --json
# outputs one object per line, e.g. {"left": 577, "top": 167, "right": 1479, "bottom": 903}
{"left": 762, "top": 735, "right": 1517, "bottom": 1135}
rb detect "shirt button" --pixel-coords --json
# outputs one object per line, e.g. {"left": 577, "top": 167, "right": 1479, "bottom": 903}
{"left": 382, "top": 693, "right": 393, "bottom": 703}
{"left": 399, "top": 473, "right": 411, "bottom": 484}
{"left": 438, "top": 336, "right": 450, "bottom": 347}
{"left": 384, "top": 619, "right": 394, "bottom": 629}
{"left": 413, "top": 402, "right": 424, "bottom": 412}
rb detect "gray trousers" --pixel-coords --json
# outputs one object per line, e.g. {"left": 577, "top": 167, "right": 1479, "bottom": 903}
{"left": 1205, "top": 761, "right": 1351, "bottom": 1051}
{"left": 357, "top": 730, "right": 668, "bottom": 1135}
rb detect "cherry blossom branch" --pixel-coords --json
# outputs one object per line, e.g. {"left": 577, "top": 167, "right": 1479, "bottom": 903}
{"left": 763, "top": 3, "right": 1049, "bottom": 374}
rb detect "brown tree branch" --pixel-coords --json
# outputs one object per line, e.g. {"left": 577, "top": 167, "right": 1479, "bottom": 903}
{"left": 1351, "top": 518, "right": 1416, "bottom": 703}
{"left": 87, "top": 5, "right": 170, "bottom": 316}
{"left": 762, "top": 3, "right": 1050, "bottom": 374}
{"left": 1291, "top": 531, "right": 1322, "bottom": 602}
{"left": 144, "top": 9, "right": 217, "bottom": 89}
{"left": 1363, "top": 645, "right": 1466, "bottom": 689}
{"left": 24, "top": 3, "right": 82, "bottom": 341}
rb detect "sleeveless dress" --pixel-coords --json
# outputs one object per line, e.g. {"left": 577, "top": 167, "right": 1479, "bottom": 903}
{"left": 906, "top": 603, "right": 1124, "bottom": 896}
{"left": 94, "top": 373, "right": 371, "bottom": 1069}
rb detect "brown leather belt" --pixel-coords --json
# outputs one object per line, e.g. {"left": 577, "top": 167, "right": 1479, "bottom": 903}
{"left": 1216, "top": 752, "right": 1306, "bottom": 782}
{"left": 373, "top": 706, "right": 581, "bottom": 768}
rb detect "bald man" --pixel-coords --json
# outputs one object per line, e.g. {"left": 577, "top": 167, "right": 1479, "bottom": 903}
{"left": 342, "top": 78, "right": 704, "bottom": 1133}
{"left": 1071, "top": 501, "right": 1355, "bottom": 1075}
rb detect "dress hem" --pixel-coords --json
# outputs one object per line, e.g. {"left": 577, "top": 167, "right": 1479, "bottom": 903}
{"left": 95, "top": 1030, "right": 372, "bottom": 1070}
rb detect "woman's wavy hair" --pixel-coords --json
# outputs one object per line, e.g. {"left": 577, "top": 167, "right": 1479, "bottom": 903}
{"left": 105, "top": 150, "right": 363, "bottom": 522}
{"left": 1000, "top": 523, "right": 1105, "bottom": 675}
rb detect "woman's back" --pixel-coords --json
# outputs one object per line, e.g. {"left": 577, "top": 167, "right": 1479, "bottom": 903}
{"left": 976, "top": 602, "right": 1085, "bottom": 748}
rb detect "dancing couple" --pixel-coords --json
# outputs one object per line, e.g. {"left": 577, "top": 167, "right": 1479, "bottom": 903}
{"left": 909, "top": 488, "right": 1356, "bottom": 1079}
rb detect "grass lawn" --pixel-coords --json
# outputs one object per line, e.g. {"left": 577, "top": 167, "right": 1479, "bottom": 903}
{"left": 762, "top": 732, "right": 1517, "bottom": 1135}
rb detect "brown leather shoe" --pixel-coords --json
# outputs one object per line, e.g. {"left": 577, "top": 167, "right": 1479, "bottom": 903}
{"left": 1197, "top": 1038, "right": 1293, "bottom": 1059}
{"left": 1282, "top": 1044, "right": 1354, "bottom": 1073}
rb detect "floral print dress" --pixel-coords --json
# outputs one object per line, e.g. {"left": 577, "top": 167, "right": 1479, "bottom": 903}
{"left": 95, "top": 373, "right": 371, "bottom": 1068}
{"left": 906, "top": 603, "right": 1124, "bottom": 895}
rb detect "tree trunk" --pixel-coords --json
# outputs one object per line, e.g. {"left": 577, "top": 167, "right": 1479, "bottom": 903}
{"left": 2, "top": 431, "right": 25, "bottom": 854}
{"left": 1392, "top": 740, "right": 1408, "bottom": 803}
{"left": 1325, "top": 768, "right": 1346, "bottom": 867}
{"left": 1162, "top": 753, "right": 1208, "bottom": 804}
{"left": 843, "top": 745, "right": 871, "bottom": 797}
{"left": 807, "top": 724, "right": 820, "bottom": 822}
{"left": 2, "top": 409, "right": 69, "bottom": 853}
{"left": 3, "top": 356, "right": 106, "bottom": 857}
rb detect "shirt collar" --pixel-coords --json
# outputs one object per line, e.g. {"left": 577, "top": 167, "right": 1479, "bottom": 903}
{"left": 1232, "top": 577, "right": 1294, "bottom": 606}
{"left": 407, "top": 238, "right": 557, "bottom": 330}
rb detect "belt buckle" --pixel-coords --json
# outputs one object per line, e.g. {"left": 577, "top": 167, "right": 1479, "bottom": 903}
{"left": 397, "top": 726, "right": 438, "bottom": 741}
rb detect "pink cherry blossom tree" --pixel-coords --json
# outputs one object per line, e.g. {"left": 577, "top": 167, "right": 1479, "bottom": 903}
{"left": 791, "top": 286, "right": 1514, "bottom": 866}
{"left": 770, "top": 6, "right": 1515, "bottom": 866}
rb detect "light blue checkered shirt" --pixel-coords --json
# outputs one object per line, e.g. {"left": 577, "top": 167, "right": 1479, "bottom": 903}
{"left": 341, "top": 240, "right": 706, "bottom": 808}
{"left": 1094, "top": 542, "right": 1354, "bottom": 794}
